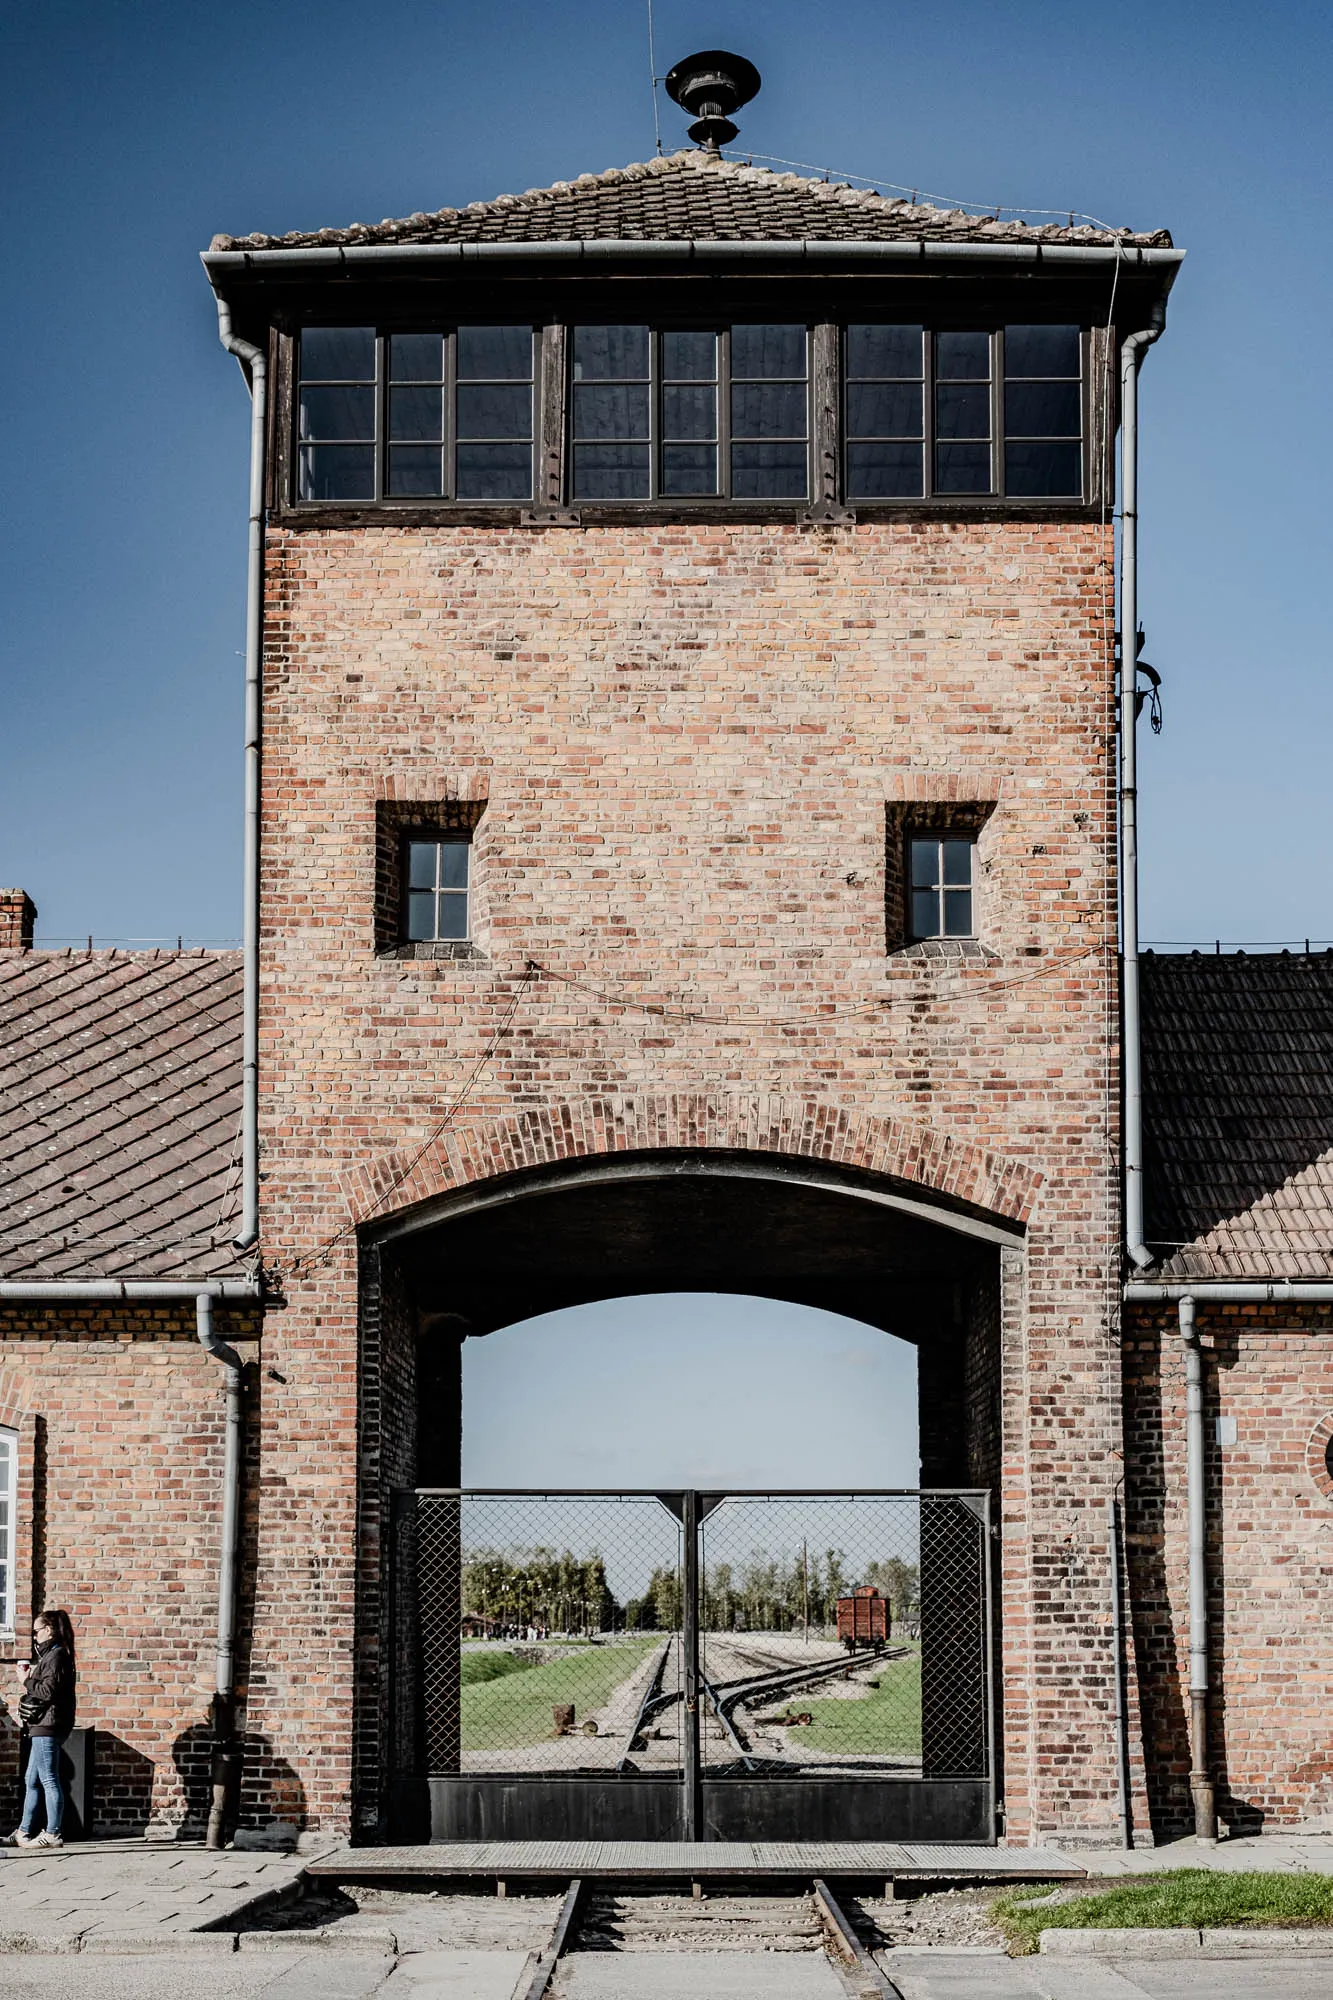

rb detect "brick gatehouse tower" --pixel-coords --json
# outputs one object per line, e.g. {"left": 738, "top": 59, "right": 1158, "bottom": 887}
{"left": 5, "top": 57, "right": 1333, "bottom": 1853}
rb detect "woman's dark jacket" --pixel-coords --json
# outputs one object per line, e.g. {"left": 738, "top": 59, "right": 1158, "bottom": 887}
{"left": 19, "top": 1640, "right": 76, "bottom": 1738}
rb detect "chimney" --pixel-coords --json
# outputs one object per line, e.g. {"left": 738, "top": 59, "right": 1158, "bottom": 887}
{"left": 0, "top": 889, "right": 37, "bottom": 950}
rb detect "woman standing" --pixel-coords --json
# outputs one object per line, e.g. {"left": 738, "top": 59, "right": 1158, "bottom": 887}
{"left": 2, "top": 1609, "right": 77, "bottom": 1849}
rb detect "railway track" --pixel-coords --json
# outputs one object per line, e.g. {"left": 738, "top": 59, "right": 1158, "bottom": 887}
{"left": 518, "top": 1874, "right": 904, "bottom": 1999}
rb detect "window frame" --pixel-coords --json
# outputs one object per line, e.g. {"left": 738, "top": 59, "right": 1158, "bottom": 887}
{"left": 567, "top": 324, "right": 812, "bottom": 504}
{"left": 844, "top": 325, "right": 1088, "bottom": 505}
{"left": 401, "top": 834, "right": 473, "bottom": 945}
{"left": 906, "top": 829, "right": 978, "bottom": 942}
{"left": 0, "top": 1425, "right": 16, "bottom": 1639}
{"left": 294, "top": 325, "right": 539, "bottom": 508}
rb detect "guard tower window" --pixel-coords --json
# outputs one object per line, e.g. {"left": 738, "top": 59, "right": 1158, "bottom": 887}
{"left": 1003, "top": 325, "right": 1083, "bottom": 498}
{"left": 0, "top": 1427, "right": 16, "bottom": 1636}
{"left": 845, "top": 325, "right": 925, "bottom": 498}
{"left": 298, "top": 327, "right": 535, "bottom": 503}
{"left": 405, "top": 838, "right": 472, "bottom": 943}
{"left": 570, "top": 325, "right": 808, "bottom": 501}
{"left": 909, "top": 834, "right": 975, "bottom": 939}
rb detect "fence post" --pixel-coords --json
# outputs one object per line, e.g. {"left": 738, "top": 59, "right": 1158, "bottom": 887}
{"left": 682, "top": 1489, "right": 701, "bottom": 1839}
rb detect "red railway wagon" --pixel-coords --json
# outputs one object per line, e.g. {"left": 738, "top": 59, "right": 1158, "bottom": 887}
{"left": 836, "top": 1585, "right": 889, "bottom": 1653}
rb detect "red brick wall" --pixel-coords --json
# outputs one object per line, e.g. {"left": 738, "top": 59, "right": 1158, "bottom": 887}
{"left": 248, "top": 515, "right": 1129, "bottom": 1841}
{"left": 0, "top": 1305, "right": 260, "bottom": 1835}
{"left": 1124, "top": 1302, "right": 1333, "bottom": 1833}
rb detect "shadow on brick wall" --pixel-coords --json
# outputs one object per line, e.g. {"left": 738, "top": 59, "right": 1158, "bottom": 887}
{"left": 89, "top": 1731, "right": 156, "bottom": 1835}
{"left": 0, "top": 1698, "right": 19, "bottom": 1830}
{"left": 172, "top": 1720, "right": 307, "bottom": 1839}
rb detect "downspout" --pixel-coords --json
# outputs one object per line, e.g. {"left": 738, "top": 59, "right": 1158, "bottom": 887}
{"left": 1176, "top": 1296, "right": 1217, "bottom": 1842}
{"left": 1107, "top": 1489, "right": 1132, "bottom": 1848}
{"left": 196, "top": 1293, "right": 246, "bottom": 1848}
{"left": 1120, "top": 302, "right": 1167, "bottom": 1271}
{"left": 213, "top": 296, "right": 265, "bottom": 1256}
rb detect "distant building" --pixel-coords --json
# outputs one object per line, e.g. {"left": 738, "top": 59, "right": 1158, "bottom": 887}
{"left": 3, "top": 74, "right": 1331, "bottom": 1850}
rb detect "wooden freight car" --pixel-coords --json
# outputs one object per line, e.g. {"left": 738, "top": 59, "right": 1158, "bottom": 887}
{"left": 836, "top": 1584, "right": 889, "bottom": 1653}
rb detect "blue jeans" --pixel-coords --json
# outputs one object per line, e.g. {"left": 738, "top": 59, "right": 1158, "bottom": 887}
{"left": 21, "top": 1736, "right": 65, "bottom": 1837}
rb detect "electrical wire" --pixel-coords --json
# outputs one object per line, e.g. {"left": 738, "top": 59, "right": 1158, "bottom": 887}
{"left": 727, "top": 148, "right": 1135, "bottom": 235}
{"left": 646, "top": 0, "right": 663, "bottom": 156}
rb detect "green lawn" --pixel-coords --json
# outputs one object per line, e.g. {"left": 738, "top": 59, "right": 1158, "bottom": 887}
{"left": 783, "top": 1647, "right": 921, "bottom": 1758}
{"left": 460, "top": 1649, "right": 533, "bottom": 1688}
{"left": 997, "top": 1872, "right": 1333, "bottom": 1955}
{"left": 462, "top": 1637, "right": 659, "bottom": 1752}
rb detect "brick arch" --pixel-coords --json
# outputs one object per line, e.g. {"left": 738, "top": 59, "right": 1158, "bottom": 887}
{"left": 344, "top": 1093, "right": 1043, "bottom": 1235}
{"left": 1307, "top": 1411, "right": 1333, "bottom": 1504}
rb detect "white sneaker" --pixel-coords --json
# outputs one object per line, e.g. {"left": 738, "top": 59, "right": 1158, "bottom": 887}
{"left": 0, "top": 1830, "right": 36, "bottom": 1847}
{"left": 30, "top": 1832, "right": 63, "bottom": 1849}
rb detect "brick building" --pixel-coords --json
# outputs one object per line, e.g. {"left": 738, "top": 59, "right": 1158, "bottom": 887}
{"left": 3, "top": 104, "right": 1331, "bottom": 1850}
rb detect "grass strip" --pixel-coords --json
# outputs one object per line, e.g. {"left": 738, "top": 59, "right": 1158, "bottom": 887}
{"left": 462, "top": 1636, "right": 659, "bottom": 1751}
{"left": 996, "top": 1871, "right": 1333, "bottom": 1956}
{"left": 790, "top": 1648, "right": 922, "bottom": 1757}
{"left": 460, "top": 1650, "right": 535, "bottom": 1687}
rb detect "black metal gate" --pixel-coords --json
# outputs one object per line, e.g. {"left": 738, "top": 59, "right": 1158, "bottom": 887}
{"left": 391, "top": 1489, "right": 995, "bottom": 1843}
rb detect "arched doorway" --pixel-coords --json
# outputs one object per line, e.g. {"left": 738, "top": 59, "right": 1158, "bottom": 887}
{"left": 361, "top": 1150, "right": 1017, "bottom": 1843}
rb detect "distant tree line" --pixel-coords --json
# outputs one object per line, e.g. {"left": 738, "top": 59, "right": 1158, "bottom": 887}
{"left": 463, "top": 1546, "right": 618, "bottom": 1635}
{"left": 623, "top": 1552, "right": 921, "bottom": 1635}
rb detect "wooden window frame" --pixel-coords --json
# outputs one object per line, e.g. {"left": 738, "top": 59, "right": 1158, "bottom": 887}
{"left": 0, "top": 1425, "right": 17, "bottom": 1639}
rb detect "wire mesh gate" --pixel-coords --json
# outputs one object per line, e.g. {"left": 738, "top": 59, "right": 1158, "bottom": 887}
{"left": 393, "top": 1489, "right": 995, "bottom": 1843}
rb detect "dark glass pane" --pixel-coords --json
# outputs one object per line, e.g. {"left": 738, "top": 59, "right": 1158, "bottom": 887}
{"left": 390, "top": 334, "right": 443, "bottom": 382}
{"left": 408, "top": 842, "right": 438, "bottom": 889}
{"left": 573, "top": 382, "right": 650, "bottom": 440}
{"left": 662, "top": 445, "right": 718, "bottom": 495}
{"left": 388, "top": 446, "right": 445, "bottom": 497}
{"left": 439, "top": 843, "right": 469, "bottom": 889}
{"left": 731, "top": 383, "right": 806, "bottom": 438}
{"left": 573, "top": 325, "right": 649, "bottom": 379}
{"left": 573, "top": 444, "right": 650, "bottom": 499}
{"left": 407, "top": 889, "right": 435, "bottom": 941}
{"left": 910, "top": 838, "right": 937, "bottom": 888}
{"left": 298, "top": 385, "right": 375, "bottom": 441}
{"left": 912, "top": 889, "right": 938, "bottom": 937}
{"left": 389, "top": 385, "right": 443, "bottom": 442}
{"left": 935, "top": 442, "right": 992, "bottom": 493}
{"left": 846, "top": 442, "right": 923, "bottom": 498}
{"left": 297, "top": 445, "right": 374, "bottom": 501}
{"left": 1005, "top": 441, "right": 1082, "bottom": 497}
{"left": 944, "top": 889, "right": 973, "bottom": 937}
{"left": 1005, "top": 324, "right": 1080, "bottom": 377}
{"left": 439, "top": 892, "right": 469, "bottom": 939}
{"left": 1005, "top": 382, "right": 1081, "bottom": 438}
{"left": 730, "top": 443, "right": 807, "bottom": 498}
{"left": 847, "top": 324, "right": 923, "bottom": 379}
{"left": 300, "top": 326, "right": 374, "bottom": 380}
{"left": 457, "top": 383, "right": 531, "bottom": 440}
{"left": 456, "top": 443, "right": 532, "bottom": 499}
{"left": 935, "top": 383, "right": 990, "bottom": 440}
{"left": 847, "top": 383, "right": 923, "bottom": 438}
{"left": 457, "top": 325, "right": 532, "bottom": 379}
{"left": 664, "top": 331, "right": 716, "bottom": 380}
{"left": 942, "top": 839, "right": 972, "bottom": 886}
{"left": 936, "top": 331, "right": 990, "bottom": 380}
{"left": 663, "top": 384, "right": 716, "bottom": 440}
{"left": 731, "top": 324, "right": 806, "bottom": 378}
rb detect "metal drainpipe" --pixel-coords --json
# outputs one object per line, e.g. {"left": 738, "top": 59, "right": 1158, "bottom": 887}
{"left": 213, "top": 296, "right": 265, "bottom": 1256}
{"left": 196, "top": 1293, "right": 245, "bottom": 1849}
{"left": 1177, "top": 1295, "right": 1217, "bottom": 1843}
{"left": 1107, "top": 1489, "right": 1133, "bottom": 1848}
{"left": 1120, "top": 302, "right": 1167, "bottom": 1271}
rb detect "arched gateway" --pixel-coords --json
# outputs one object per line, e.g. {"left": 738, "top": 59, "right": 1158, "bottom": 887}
{"left": 353, "top": 1103, "right": 1036, "bottom": 1841}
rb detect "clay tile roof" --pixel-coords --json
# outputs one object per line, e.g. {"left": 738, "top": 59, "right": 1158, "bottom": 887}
{"left": 0, "top": 950, "right": 246, "bottom": 1281}
{"left": 209, "top": 149, "right": 1171, "bottom": 253}
{"left": 1142, "top": 953, "right": 1333, "bottom": 1281}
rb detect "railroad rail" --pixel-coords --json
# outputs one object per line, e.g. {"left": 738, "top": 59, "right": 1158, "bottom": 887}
{"left": 517, "top": 1873, "right": 903, "bottom": 1999}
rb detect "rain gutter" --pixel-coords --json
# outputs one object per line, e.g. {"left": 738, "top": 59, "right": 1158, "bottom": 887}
{"left": 202, "top": 240, "right": 1186, "bottom": 277}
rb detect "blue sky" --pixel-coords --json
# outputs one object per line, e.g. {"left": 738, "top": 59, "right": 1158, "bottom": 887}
{"left": 3, "top": 3, "right": 1329, "bottom": 1482}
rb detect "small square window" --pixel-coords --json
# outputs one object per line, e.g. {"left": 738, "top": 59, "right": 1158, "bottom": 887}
{"left": 908, "top": 834, "right": 975, "bottom": 939}
{"left": 404, "top": 839, "right": 471, "bottom": 942}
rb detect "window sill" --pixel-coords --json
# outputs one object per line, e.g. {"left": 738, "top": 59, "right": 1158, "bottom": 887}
{"left": 890, "top": 938, "right": 999, "bottom": 963}
{"left": 274, "top": 497, "right": 1099, "bottom": 531}
{"left": 378, "top": 941, "right": 488, "bottom": 964}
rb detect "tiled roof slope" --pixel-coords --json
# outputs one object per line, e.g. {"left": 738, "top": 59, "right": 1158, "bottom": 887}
{"left": 211, "top": 149, "right": 1171, "bottom": 252}
{"left": 0, "top": 951, "right": 245, "bottom": 1280}
{"left": 1142, "top": 953, "right": 1333, "bottom": 1280}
